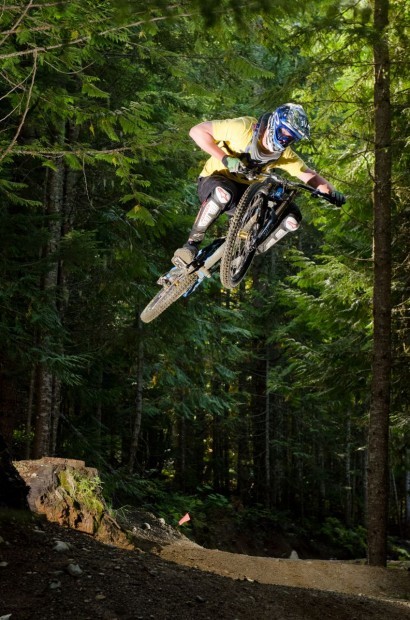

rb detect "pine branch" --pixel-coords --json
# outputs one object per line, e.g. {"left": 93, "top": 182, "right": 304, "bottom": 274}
{"left": 0, "top": 50, "right": 37, "bottom": 164}
{"left": 0, "top": 1, "right": 262, "bottom": 60}
{"left": 4, "top": 2, "right": 60, "bottom": 9}
{"left": 9, "top": 146, "right": 134, "bottom": 157}
{"left": 0, "top": 0, "right": 34, "bottom": 48}
{"left": 0, "top": 11, "right": 196, "bottom": 60}
{"left": 0, "top": 71, "right": 29, "bottom": 101}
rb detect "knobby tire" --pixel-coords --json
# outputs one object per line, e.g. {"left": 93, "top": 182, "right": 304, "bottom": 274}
{"left": 220, "top": 182, "right": 265, "bottom": 289}
{"left": 140, "top": 272, "right": 198, "bottom": 323}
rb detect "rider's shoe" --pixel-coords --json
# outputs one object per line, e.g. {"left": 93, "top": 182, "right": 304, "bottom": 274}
{"left": 172, "top": 242, "right": 199, "bottom": 265}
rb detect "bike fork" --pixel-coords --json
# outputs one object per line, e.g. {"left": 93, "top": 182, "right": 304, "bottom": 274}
{"left": 256, "top": 214, "right": 300, "bottom": 254}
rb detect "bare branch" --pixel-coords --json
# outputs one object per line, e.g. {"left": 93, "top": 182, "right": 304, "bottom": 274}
{"left": 9, "top": 146, "right": 134, "bottom": 157}
{"left": 0, "top": 50, "right": 37, "bottom": 164}
{"left": 0, "top": 0, "right": 34, "bottom": 48}
{"left": 0, "top": 71, "right": 30, "bottom": 101}
{"left": 43, "top": 58, "right": 95, "bottom": 75}
{"left": 0, "top": 100, "right": 22, "bottom": 123}
{"left": 0, "top": 23, "right": 53, "bottom": 37}
{"left": 4, "top": 2, "right": 60, "bottom": 8}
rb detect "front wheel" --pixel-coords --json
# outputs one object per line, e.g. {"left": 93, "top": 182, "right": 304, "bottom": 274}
{"left": 220, "top": 182, "right": 266, "bottom": 289}
{"left": 140, "top": 271, "right": 198, "bottom": 323}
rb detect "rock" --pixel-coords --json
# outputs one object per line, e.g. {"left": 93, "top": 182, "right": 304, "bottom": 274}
{"left": 196, "top": 595, "right": 206, "bottom": 603}
{"left": 49, "top": 579, "right": 61, "bottom": 590}
{"left": 142, "top": 522, "right": 151, "bottom": 530}
{"left": 158, "top": 518, "right": 166, "bottom": 527}
{"left": 289, "top": 550, "right": 299, "bottom": 560}
{"left": 0, "top": 561, "right": 9, "bottom": 567}
{"left": 14, "top": 458, "right": 132, "bottom": 550}
{"left": 53, "top": 540, "right": 71, "bottom": 552}
{"left": 66, "top": 563, "right": 83, "bottom": 577}
{"left": 0, "top": 614, "right": 12, "bottom": 620}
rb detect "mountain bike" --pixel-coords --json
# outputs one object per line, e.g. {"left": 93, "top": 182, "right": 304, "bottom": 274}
{"left": 140, "top": 170, "right": 336, "bottom": 324}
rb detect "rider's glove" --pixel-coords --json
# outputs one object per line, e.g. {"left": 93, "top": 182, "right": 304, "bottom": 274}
{"left": 329, "top": 191, "right": 346, "bottom": 207}
{"left": 222, "top": 155, "right": 242, "bottom": 173}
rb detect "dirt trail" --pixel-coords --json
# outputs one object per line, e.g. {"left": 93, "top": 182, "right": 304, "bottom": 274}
{"left": 160, "top": 539, "right": 410, "bottom": 601}
{"left": 4, "top": 458, "right": 409, "bottom": 619}
{"left": 1, "top": 518, "right": 410, "bottom": 620}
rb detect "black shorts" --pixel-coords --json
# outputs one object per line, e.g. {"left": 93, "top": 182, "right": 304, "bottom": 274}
{"left": 197, "top": 174, "right": 248, "bottom": 209}
{"left": 197, "top": 174, "right": 302, "bottom": 222}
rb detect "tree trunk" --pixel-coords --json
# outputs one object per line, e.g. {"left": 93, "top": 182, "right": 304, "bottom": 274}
{"left": 264, "top": 353, "right": 271, "bottom": 507}
{"left": 0, "top": 356, "right": 19, "bottom": 446}
{"left": 174, "top": 414, "right": 186, "bottom": 490}
{"left": 24, "top": 367, "right": 36, "bottom": 459}
{"left": 405, "top": 449, "right": 410, "bottom": 537}
{"left": 250, "top": 339, "right": 268, "bottom": 504}
{"left": 32, "top": 153, "right": 65, "bottom": 458}
{"left": 33, "top": 362, "right": 53, "bottom": 458}
{"left": 128, "top": 324, "right": 144, "bottom": 472}
{"left": 367, "top": 0, "right": 392, "bottom": 567}
{"left": 50, "top": 373, "right": 62, "bottom": 455}
{"left": 236, "top": 368, "right": 252, "bottom": 502}
{"left": 249, "top": 262, "right": 271, "bottom": 506}
{"left": 95, "top": 367, "right": 103, "bottom": 466}
{"left": 345, "top": 415, "right": 352, "bottom": 526}
{"left": 212, "top": 409, "right": 224, "bottom": 492}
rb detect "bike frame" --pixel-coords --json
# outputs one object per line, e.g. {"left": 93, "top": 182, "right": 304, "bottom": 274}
{"left": 140, "top": 170, "right": 336, "bottom": 322}
{"left": 164, "top": 171, "right": 330, "bottom": 297}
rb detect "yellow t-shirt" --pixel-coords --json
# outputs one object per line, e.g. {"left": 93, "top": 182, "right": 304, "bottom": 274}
{"left": 199, "top": 116, "right": 308, "bottom": 182}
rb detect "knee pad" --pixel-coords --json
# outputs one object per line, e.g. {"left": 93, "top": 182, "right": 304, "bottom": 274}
{"left": 213, "top": 186, "right": 232, "bottom": 209}
{"left": 193, "top": 186, "right": 233, "bottom": 233}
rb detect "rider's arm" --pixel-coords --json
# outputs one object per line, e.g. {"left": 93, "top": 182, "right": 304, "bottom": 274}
{"left": 189, "top": 122, "right": 227, "bottom": 162}
{"left": 297, "top": 168, "right": 335, "bottom": 194}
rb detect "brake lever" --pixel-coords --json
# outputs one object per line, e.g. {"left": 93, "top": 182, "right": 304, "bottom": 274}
{"left": 237, "top": 164, "right": 260, "bottom": 180}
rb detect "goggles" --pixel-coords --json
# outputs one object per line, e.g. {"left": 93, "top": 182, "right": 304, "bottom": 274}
{"left": 275, "top": 126, "right": 299, "bottom": 148}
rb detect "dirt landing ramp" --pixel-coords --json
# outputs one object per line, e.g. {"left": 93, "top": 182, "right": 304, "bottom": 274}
{"left": 159, "top": 539, "right": 410, "bottom": 601}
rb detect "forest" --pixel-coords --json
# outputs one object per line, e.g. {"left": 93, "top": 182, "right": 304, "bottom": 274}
{"left": 0, "top": 0, "right": 408, "bottom": 567}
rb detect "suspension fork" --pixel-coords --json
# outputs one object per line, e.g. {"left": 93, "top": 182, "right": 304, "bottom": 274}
{"left": 256, "top": 188, "right": 298, "bottom": 245}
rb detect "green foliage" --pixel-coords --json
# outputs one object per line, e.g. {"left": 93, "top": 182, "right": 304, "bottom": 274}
{"left": 0, "top": 0, "right": 409, "bottom": 542}
{"left": 58, "top": 470, "right": 105, "bottom": 514}
{"left": 102, "top": 472, "right": 233, "bottom": 532}
{"left": 102, "top": 470, "right": 165, "bottom": 507}
{"left": 234, "top": 504, "right": 287, "bottom": 530}
{"left": 388, "top": 540, "right": 410, "bottom": 561}
{"left": 320, "top": 517, "right": 367, "bottom": 556}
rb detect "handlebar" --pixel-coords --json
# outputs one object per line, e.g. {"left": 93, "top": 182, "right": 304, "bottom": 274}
{"left": 236, "top": 165, "right": 337, "bottom": 205}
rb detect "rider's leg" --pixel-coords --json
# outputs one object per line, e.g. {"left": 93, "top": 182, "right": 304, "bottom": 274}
{"left": 173, "top": 175, "right": 246, "bottom": 264}
{"left": 257, "top": 203, "right": 302, "bottom": 255}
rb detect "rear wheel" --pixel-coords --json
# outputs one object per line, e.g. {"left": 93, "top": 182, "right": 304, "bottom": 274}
{"left": 220, "top": 182, "right": 266, "bottom": 289}
{"left": 140, "top": 272, "right": 198, "bottom": 323}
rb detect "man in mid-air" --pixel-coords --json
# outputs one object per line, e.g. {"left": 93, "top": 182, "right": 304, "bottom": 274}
{"left": 173, "top": 103, "right": 345, "bottom": 264}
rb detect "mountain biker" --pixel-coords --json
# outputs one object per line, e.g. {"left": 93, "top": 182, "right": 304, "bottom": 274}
{"left": 173, "top": 103, "right": 345, "bottom": 264}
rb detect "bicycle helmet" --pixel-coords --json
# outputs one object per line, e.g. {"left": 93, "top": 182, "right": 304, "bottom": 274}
{"left": 265, "top": 103, "right": 310, "bottom": 151}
